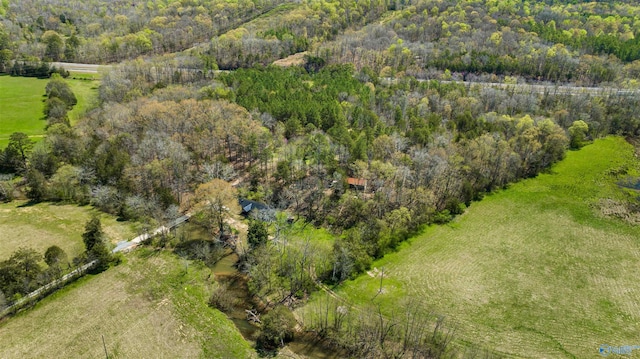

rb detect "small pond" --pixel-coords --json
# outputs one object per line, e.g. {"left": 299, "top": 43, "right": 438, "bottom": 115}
{"left": 618, "top": 177, "right": 640, "bottom": 190}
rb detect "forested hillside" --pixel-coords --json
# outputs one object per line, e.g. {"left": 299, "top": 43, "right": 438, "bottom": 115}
{"left": 315, "top": 0, "right": 640, "bottom": 85}
{"left": 3, "top": 0, "right": 640, "bottom": 85}
{"left": 0, "top": 0, "right": 291, "bottom": 63}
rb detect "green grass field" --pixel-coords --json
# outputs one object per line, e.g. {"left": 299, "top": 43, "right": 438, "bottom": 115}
{"left": 0, "top": 201, "right": 137, "bottom": 261}
{"left": 0, "top": 250, "right": 254, "bottom": 358}
{"left": 67, "top": 77, "right": 99, "bottom": 125}
{"left": 313, "top": 137, "right": 640, "bottom": 358}
{"left": 0, "top": 75, "right": 98, "bottom": 148}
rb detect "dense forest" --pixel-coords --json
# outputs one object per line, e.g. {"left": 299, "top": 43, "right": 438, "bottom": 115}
{"left": 2, "top": 0, "right": 640, "bottom": 357}
{"left": 3, "top": 60, "right": 639, "bottom": 284}
{"left": 3, "top": 0, "right": 640, "bottom": 85}
{"left": 0, "top": 0, "right": 291, "bottom": 63}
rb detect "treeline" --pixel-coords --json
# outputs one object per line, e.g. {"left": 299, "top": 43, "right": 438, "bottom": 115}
{"left": 44, "top": 74, "right": 77, "bottom": 127}
{"left": 5, "top": 60, "right": 70, "bottom": 78}
{"left": 302, "top": 296, "right": 501, "bottom": 359}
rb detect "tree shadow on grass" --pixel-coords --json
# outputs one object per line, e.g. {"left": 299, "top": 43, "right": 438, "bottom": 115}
{"left": 17, "top": 200, "right": 40, "bottom": 208}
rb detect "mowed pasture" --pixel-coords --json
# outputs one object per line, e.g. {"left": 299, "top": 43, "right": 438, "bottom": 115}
{"left": 328, "top": 137, "right": 640, "bottom": 358}
{"left": 0, "top": 201, "right": 137, "bottom": 261}
{"left": 0, "top": 250, "right": 254, "bottom": 358}
{"left": 0, "top": 75, "right": 98, "bottom": 148}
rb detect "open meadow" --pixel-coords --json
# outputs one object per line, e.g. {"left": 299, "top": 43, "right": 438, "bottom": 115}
{"left": 310, "top": 137, "right": 640, "bottom": 358}
{"left": 0, "top": 249, "right": 254, "bottom": 358}
{"left": 0, "top": 201, "right": 137, "bottom": 261}
{"left": 0, "top": 75, "right": 98, "bottom": 148}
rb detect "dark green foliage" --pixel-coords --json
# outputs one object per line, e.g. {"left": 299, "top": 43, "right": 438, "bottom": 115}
{"left": 9, "top": 61, "right": 67, "bottom": 78}
{"left": 2, "top": 132, "right": 33, "bottom": 173}
{"left": 45, "top": 124, "right": 81, "bottom": 165}
{"left": 43, "top": 245, "right": 68, "bottom": 279}
{"left": 303, "top": 55, "right": 326, "bottom": 73}
{"left": 43, "top": 76, "right": 76, "bottom": 127}
{"left": 44, "top": 245, "right": 67, "bottom": 268}
{"left": 24, "top": 168, "right": 47, "bottom": 202}
{"left": 82, "top": 216, "right": 112, "bottom": 271}
{"left": 221, "top": 65, "right": 368, "bottom": 134}
{"left": 45, "top": 76, "right": 77, "bottom": 108}
{"left": 0, "top": 248, "right": 43, "bottom": 301}
{"left": 10, "top": 61, "right": 50, "bottom": 78}
{"left": 0, "top": 26, "right": 13, "bottom": 73}
{"left": 275, "top": 160, "right": 291, "bottom": 184}
{"left": 247, "top": 220, "right": 268, "bottom": 249}
{"left": 93, "top": 136, "right": 131, "bottom": 186}
{"left": 257, "top": 305, "right": 296, "bottom": 350}
{"left": 29, "top": 142, "right": 59, "bottom": 177}
{"left": 82, "top": 216, "right": 103, "bottom": 253}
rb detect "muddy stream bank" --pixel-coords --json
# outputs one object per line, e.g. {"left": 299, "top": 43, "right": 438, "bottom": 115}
{"left": 210, "top": 251, "right": 341, "bottom": 358}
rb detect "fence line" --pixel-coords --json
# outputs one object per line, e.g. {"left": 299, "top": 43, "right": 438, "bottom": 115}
{"left": 0, "top": 260, "right": 97, "bottom": 318}
{"left": 0, "top": 213, "right": 191, "bottom": 319}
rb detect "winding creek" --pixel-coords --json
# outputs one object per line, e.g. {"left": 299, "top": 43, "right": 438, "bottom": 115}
{"left": 180, "top": 223, "right": 342, "bottom": 358}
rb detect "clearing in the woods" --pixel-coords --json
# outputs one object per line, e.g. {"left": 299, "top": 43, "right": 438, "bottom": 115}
{"left": 0, "top": 75, "right": 98, "bottom": 148}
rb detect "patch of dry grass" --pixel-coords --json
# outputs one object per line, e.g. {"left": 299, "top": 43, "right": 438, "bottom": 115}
{"left": 273, "top": 52, "right": 308, "bottom": 67}
{"left": 0, "top": 201, "right": 137, "bottom": 261}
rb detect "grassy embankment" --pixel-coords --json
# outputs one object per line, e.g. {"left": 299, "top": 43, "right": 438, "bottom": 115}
{"left": 0, "top": 75, "right": 98, "bottom": 148}
{"left": 0, "top": 201, "right": 137, "bottom": 261}
{"left": 0, "top": 249, "right": 254, "bottom": 358}
{"left": 303, "top": 136, "right": 640, "bottom": 358}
